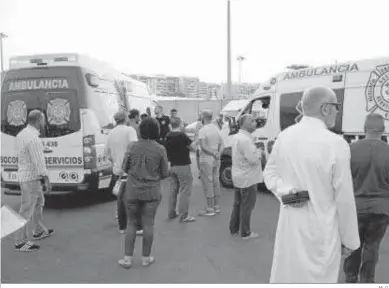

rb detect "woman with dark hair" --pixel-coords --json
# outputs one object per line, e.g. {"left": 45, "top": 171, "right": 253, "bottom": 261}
{"left": 119, "top": 118, "right": 169, "bottom": 269}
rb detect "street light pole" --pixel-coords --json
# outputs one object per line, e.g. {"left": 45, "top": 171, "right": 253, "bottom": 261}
{"left": 237, "top": 56, "right": 246, "bottom": 99}
{"left": 0, "top": 33, "right": 8, "bottom": 74}
{"left": 226, "top": 0, "right": 232, "bottom": 101}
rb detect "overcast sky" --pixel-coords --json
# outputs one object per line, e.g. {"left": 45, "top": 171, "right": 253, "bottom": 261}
{"left": 1, "top": 0, "right": 388, "bottom": 83}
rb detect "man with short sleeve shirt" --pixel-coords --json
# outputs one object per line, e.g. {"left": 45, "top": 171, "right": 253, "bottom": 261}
{"left": 165, "top": 117, "right": 196, "bottom": 223}
{"left": 198, "top": 110, "right": 224, "bottom": 216}
{"left": 105, "top": 111, "right": 139, "bottom": 233}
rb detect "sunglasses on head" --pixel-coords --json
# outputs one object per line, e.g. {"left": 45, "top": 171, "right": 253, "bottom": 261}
{"left": 322, "top": 102, "right": 342, "bottom": 112}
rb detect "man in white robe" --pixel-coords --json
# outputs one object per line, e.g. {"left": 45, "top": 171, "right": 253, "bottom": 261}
{"left": 263, "top": 86, "right": 360, "bottom": 283}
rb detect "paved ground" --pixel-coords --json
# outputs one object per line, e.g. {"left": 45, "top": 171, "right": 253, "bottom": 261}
{"left": 1, "top": 162, "right": 389, "bottom": 283}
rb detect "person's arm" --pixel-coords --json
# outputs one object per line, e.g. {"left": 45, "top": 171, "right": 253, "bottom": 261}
{"left": 27, "top": 138, "right": 50, "bottom": 191}
{"left": 217, "top": 131, "right": 225, "bottom": 155}
{"left": 198, "top": 128, "right": 216, "bottom": 157}
{"left": 166, "top": 116, "right": 171, "bottom": 133}
{"left": 263, "top": 137, "right": 293, "bottom": 202}
{"left": 104, "top": 135, "right": 112, "bottom": 161}
{"left": 182, "top": 133, "right": 195, "bottom": 151}
{"left": 333, "top": 139, "right": 360, "bottom": 251}
{"left": 128, "top": 127, "right": 138, "bottom": 142}
{"left": 242, "top": 138, "right": 262, "bottom": 165}
{"left": 165, "top": 137, "right": 173, "bottom": 163}
{"left": 159, "top": 147, "right": 170, "bottom": 179}
{"left": 28, "top": 138, "right": 48, "bottom": 177}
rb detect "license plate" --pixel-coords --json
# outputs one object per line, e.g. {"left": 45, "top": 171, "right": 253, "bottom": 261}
{"left": 2, "top": 171, "right": 19, "bottom": 182}
{"left": 98, "top": 176, "right": 112, "bottom": 189}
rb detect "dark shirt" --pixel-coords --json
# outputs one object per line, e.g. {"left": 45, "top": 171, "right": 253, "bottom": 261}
{"left": 350, "top": 138, "right": 389, "bottom": 216}
{"left": 165, "top": 131, "right": 192, "bottom": 166}
{"left": 122, "top": 139, "right": 169, "bottom": 201}
{"left": 156, "top": 115, "right": 171, "bottom": 139}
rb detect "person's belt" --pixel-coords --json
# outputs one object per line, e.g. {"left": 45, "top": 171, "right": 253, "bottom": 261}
{"left": 281, "top": 190, "right": 310, "bottom": 205}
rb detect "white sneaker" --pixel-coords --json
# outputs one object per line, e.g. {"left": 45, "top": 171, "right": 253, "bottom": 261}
{"left": 242, "top": 232, "right": 259, "bottom": 240}
{"left": 142, "top": 256, "right": 155, "bottom": 267}
{"left": 119, "top": 230, "right": 125, "bottom": 234}
{"left": 136, "top": 230, "right": 143, "bottom": 236}
{"left": 118, "top": 257, "right": 132, "bottom": 269}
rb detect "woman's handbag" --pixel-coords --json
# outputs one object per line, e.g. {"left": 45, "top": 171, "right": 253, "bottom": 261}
{"left": 112, "top": 178, "right": 127, "bottom": 197}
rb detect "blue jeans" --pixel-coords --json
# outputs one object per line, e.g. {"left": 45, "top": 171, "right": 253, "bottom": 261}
{"left": 110, "top": 175, "right": 141, "bottom": 231}
{"left": 124, "top": 199, "right": 160, "bottom": 257}
{"left": 229, "top": 184, "right": 257, "bottom": 237}
{"left": 168, "top": 165, "right": 193, "bottom": 220}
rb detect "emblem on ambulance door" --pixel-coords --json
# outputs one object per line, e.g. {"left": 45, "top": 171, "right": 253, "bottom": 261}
{"left": 47, "top": 98, "right": 71, "bottom": 125}
{"left": 7, "top": 100, "right": 27, "bottom": 126}
{"left": 365, "top": 64, "right": 389, "bottom": 120}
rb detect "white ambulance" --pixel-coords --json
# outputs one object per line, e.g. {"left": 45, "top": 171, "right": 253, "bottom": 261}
{"left": 219, "top": 57, "right": 389, "bottom": 188}
{"left": 1, "top": 53, "right": 159, "bottom": 196}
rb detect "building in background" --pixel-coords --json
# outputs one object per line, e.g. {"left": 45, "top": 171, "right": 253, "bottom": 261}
{"left": 220, "top": 83, "right": 260, "bottom": 99}
{"left": 129, "top": 73, "right": 259, "bottom": 99}
{"left": 198, "top": 82, "right": 208, "bottom": 99}
{"left": 179, "top": 77, "right": 199, "bottom": 98}
{"left": 166, "top": 76, "right": 181, "bottom": 96}
{"left": 148, "top": 75, "right": 167, "bottom": 96}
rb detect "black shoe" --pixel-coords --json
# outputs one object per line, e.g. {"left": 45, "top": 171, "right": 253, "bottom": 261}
{"left": 166, "top": 214, "right": 178, "bottom": 221}
{"left": 33, "top": 229, "right": 54, "bottom": 240}
{"left": 15, "top": 241, "right": 40, "bottom": 252}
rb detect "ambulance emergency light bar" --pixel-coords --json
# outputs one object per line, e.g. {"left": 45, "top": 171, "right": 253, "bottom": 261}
{"left": 9, "top": 54, "right": 78, "bottom": 69}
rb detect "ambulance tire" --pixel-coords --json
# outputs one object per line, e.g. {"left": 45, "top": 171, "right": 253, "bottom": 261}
{"left": 257, "top": 182, "right": 270, "bottom": 193}
{"left": 219, "top": 161, "right": 233, "bottom": 189}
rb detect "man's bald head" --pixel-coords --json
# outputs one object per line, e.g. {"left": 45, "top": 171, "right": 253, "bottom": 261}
{"left": 27, "top": 110, "right": 44, "bottom": 125}
{"left": 27, "top": 110, "right": 45, "bottom": 131}
{"left": 238, "top": 113, "right": 256, "bottom": 133}
{"left": 301, "top": 86, "right": 337, "bottom": 115}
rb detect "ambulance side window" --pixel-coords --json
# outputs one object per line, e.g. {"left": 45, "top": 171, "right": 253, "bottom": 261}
{"left": 249, "top": 97, "right": 270, "bottom": 128}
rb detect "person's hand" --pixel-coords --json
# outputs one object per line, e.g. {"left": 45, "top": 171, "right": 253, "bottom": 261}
{"left": 214, "top": 152, "right": 221, "bottom": 160}
{"left": 286, "top": 188, "right": 307, "bottom": 208}
{"left": 43, "top": 176, "right": 52, "bottom": 194}
{"left": 289, "top": 201, "right": 307, "bottom": 208}
{"left": 342, "top": 245, "right": 353, "bottom": 258}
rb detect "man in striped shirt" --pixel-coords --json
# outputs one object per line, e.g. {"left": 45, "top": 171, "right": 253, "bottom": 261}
{"left": 14, "top": 110, "right": 54, "bottom": 252}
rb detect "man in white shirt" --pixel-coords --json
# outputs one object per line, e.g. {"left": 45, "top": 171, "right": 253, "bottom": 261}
{"left": 229, "top": 114, "right": 263, "bottom": 239}
{"left": 263, "top": 86, "right": 360, "bottom": 283}
{"left": 14, "top": 110, "right": 54, "bottom": 252}
{"left": 105, "top": 111, "right": 138, "bottom": 233}
{"left": 198, "top": 110, "right": 224, "bottom": 216}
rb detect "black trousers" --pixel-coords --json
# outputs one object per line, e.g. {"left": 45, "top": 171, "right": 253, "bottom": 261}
{"left": 343, "top": 213, "right": 389, "bottom": 283}
{"left": 229, "top": 184, "right": 257, "bottom": 237}
{"left": 109, "top": 175, "right": 142, "bottom": 231}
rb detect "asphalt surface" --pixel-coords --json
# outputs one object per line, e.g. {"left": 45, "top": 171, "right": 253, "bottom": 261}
{"left": 1, "top": 162, "right": 389, "bottom": 283}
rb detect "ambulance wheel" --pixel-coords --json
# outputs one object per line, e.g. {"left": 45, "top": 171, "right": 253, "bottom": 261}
{"left": 219, "top": 161, "right": 233, "bottom": 188}
{"left": 257, "top": 182, "right": 270, "bottom": 193}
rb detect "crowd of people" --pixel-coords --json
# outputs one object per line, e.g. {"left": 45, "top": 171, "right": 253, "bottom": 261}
{"left": 11, "top": 85, "right": 389, "bottom": 283}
